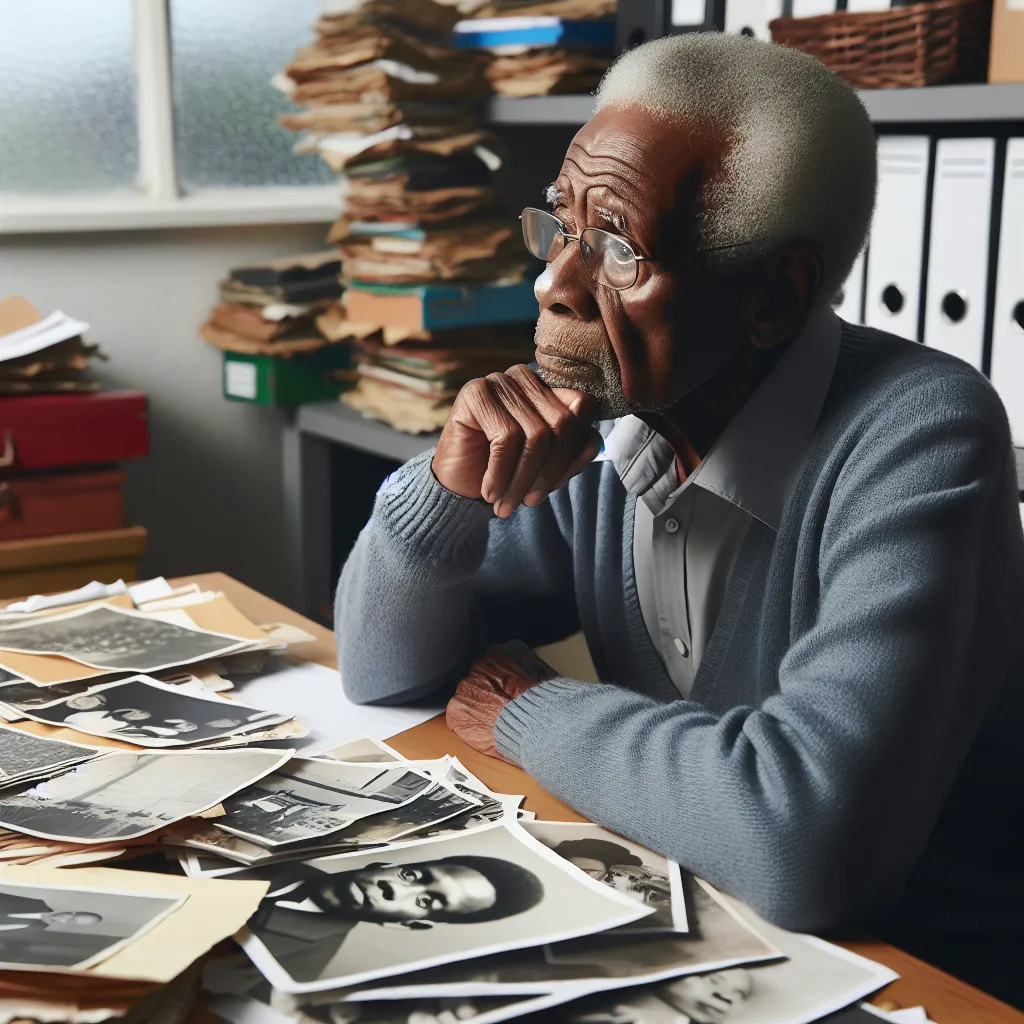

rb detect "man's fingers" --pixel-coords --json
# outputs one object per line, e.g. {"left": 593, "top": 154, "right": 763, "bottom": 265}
{"left": 547, "top": 428, "right": 605, "bottom": 493}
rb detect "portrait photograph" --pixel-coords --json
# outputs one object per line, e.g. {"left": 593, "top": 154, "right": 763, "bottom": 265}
{"left": 0, "top": 679, "right": 85, "bottom": 712}
{"left": 522, "top": 821, "right": 687, "bottom": 933}
{"left": 0, "top": 748, "right": 291, "bottom": 843}
{"left": 0, "top": 605, "right": 254, "bottom": 674}
{"left": 0, "top": 878, "right": 183, "bottom": 971}
{"left": 348, "top": 877, "right": 779, "bottom": 999}
{"left": 21, "top": 675, "right": 290, "bottom": 748}
{"left": 216, "top": 759, "right": 433, "bottom": 846}
{"left": 239, "top": 821, "right": 653, "bottom": 994}
{"left": 0, "top": 724, "right": 100, "bottom": 786}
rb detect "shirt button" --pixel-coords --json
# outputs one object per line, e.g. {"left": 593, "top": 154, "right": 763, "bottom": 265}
{"left": 664, "top": 517, "right": 680, "bottom": 534}
{"left": 674, "top": 637, "right": 690, "bottom": 658}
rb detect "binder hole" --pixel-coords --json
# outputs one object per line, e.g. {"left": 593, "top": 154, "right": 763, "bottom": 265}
{"left": 626, "top": 28, "right": 646, "bottom": 49}
{"left": 881, "top": 285, "right": 904, "bottom": 314}
{"left": 1012, "top": 300, "right": 1024, "bottom": 335}
{"left": 941, "top": 291, "right": 968, "bottom": 324}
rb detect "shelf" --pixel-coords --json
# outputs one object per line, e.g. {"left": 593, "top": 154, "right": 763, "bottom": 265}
{"left": 296, "top": 399, "right": 439, "bottom": 464}
{"left": 486, "top": 83, "right": 1024, "bottom": 126}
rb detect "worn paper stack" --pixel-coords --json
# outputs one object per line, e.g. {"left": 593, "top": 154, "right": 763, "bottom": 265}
{"left": 454, "top": 0, "right": 617, "bottom": 97}
{"left": 274, "top": 0, "right": 542, "bottom": 433}
{"left": 200, "top": 251, "right": 346, "bottom": 358}
{"left": 0, "top": 296, "right": 104, "bottom": 396}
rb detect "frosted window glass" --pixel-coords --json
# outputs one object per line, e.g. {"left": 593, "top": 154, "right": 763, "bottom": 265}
{"left": 0, "top": 1, "right": 139, "bottom": 193}
{"left": 170, "top": 0, "right": 335, "bottom": 190}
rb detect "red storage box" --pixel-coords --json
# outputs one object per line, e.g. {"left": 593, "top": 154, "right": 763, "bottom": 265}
{"left": 0, "top": 468, "right": 124, "bottom": 541}
{"left": 0, "top": 392, "right": 148, "bottom": 472}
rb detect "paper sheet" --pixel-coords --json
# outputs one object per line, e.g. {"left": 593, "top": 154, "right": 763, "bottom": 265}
{"left": 232, "top": 659, "right": 441, "bottom": 754}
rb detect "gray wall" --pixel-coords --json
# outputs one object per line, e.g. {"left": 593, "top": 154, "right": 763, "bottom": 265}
{"left": 0, "top": 223, "right": 330, "bottom": 605}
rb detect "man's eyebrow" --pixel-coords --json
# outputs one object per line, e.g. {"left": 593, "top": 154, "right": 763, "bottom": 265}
{"left": 592, "top": 203, "right": 626, "bottom": 232}
{"left": 543, "top": 183, "right": 564, "bottom": 206}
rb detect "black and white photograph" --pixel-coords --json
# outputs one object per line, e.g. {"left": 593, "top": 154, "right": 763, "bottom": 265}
{"left": 543, "top": 905, "right": 897, "bottom": 1024}
{"left": 0, "top": 724, "right": 100, "bottom": 787}
{"left": 0, "top": 747, "right": 292, "bottom": 843}
{"left": 239, "top": 821, "right": 653, "bottom": 994}
{"left": 324, "top": 738, "right": 401, "bottom": 764}
{"left": 215, "top": 759, "right": 434, "bottom": 846}
{"left": 0, "top": 679, "right": 88, "bottom": 711}
{"left": 0, "top": 878, "right": 184, "bottom": 970}
{"left": 350, "top": 877, "right": 778, "bottom": 999}
{"left": 523, "top": 821, "right": 687, "bottom": 933}
{"left": 0, "top": 605, "right": 255, "bottom": 674}
{"left": 20, "top": 676, "right": 290, "bottom": 748}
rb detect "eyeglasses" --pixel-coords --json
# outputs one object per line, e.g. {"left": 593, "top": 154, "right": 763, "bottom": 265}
{"left": 521, "top": 207, "right": 652, "bottom": 291}
{"left": 521, "top": 207, "right": 755, "bottom": 291}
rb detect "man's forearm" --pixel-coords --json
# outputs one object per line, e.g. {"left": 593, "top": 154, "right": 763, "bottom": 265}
{"left": 335, "top": 452, "right": 494, "bottom": 705}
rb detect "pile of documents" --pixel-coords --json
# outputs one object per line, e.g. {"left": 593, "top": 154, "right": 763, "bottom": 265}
{"left": 0, "top": 576, "right": 936, "bottom": 1024}
{"left": 453, "top": 0, "right": 617, "bottom": 97}
{"left": 273, "top": 0, "right": 542, "bottom": 433}
{"left": 0, "top": 296, "right": 103, "bottom": 396}
{"left": 200, "top": 252, "right": 346, "bottom": 358}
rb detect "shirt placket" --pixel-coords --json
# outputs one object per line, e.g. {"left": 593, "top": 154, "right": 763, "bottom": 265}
{"left": 651, "top": 486, "right": 696, "bottom": 697}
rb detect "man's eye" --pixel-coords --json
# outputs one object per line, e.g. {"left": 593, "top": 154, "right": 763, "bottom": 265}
{"left": 415, "top": 894, "right": 441, "bottom": 910}
{"left": 400, "top": 867, "right": 422, "bottom": 882}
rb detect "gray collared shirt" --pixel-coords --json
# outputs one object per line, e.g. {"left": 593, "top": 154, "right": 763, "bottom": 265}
{"left": 603, "top": 306, "right": 842, "bottom": 697}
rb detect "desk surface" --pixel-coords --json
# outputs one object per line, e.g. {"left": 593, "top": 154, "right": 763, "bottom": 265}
{"left": 183, "top": 571, "right": 1023, "bottom": 1024}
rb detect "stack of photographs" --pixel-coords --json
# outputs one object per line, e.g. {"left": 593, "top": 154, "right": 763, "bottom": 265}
{"left": 0, "top": 725, "right": 102, "bottom": 791}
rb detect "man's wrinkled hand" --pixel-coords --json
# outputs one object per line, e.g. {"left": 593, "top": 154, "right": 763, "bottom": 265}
{"left": 446, "top": 641, "right": 557, "bottom": 760}
{"left": 431, "top": 364, "right": 602, "bottom": 518}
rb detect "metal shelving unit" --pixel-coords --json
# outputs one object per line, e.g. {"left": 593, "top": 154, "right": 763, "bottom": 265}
{"left": 486, "top": 83, "right": 1024, "bottom": 126}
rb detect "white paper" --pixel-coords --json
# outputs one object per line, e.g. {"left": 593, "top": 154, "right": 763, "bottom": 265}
{"left": 127, "top": 577, "right": 175, "bottom": 605}
{"left": 232, "top": 660, "right": 441, "bottom": 755}
{"left": 3, "top": 580, "right": 128, "bottom": 616}
{"left": 454, "top": 15, "right": 561, "bottom": 30}
{"left": 671, "top": 0, "right": 708, "bottom": 24}
{"left": 0, "top": 310, "right": 89, "bottom": 364}
{"left": 225, "top": 361, "right": 258, "bottom": 400}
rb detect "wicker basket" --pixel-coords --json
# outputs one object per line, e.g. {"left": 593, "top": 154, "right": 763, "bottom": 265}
{"left": 770, "top": 0, "right": 992, "bottom": 89}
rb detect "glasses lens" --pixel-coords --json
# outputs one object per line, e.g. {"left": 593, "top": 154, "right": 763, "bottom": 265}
{"left": 580, "top": 228, "right": 639, "bottom": 290}
{"left": 521, "top": 208, "right": 566, "bottom": 262}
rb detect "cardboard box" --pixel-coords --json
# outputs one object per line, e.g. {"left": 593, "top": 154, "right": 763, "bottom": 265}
{"left": 0, "top": 525, "right": 146, "bottom": 600}
{"left": 0, "top": 468, "right": 124, "bottom": 542}
{"left": 222, "top": 347, "right": 349, "bottom": 407}
{"left": 989, "top": 0, "right": 1024, "bottom": 82}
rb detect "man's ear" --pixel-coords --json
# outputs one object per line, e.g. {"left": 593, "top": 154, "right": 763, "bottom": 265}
{"left": 743, "top": 245, "right": 826, "bottom": 350}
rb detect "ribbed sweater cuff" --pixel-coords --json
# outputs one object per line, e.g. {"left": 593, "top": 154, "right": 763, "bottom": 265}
{"left": 378, "top": 450, "right": 494, "bottom": 563}
{"left": 494, "top": 678, "right": 587, "bottom": 767}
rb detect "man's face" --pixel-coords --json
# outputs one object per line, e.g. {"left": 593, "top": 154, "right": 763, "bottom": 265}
{"left": 533, "top": 105, "right": 748, "bottom": 417}
{"left": 659, "top": 969, "right": 753, "bottom": 1023}
{"left": 322, "top": 862, "right": 497, "bottom": 924}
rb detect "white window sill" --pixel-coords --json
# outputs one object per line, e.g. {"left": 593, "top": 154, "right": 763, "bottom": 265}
{"left": 0, "top": 186, "right": 342, "bottom": 235}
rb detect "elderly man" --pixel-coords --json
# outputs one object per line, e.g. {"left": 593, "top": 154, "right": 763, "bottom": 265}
{"left": 337, "top": 34, "right": 1024, "bottom": 1001}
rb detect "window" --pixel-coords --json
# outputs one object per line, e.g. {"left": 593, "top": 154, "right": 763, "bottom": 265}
{"left": 0, "top": 0, "right": 339, "bottom": 232}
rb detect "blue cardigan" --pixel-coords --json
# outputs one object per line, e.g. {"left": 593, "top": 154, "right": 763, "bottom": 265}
{"left": 336, "top": 321, "right": 1024, "bottom": 939}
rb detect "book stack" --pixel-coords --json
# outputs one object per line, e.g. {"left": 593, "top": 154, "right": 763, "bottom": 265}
{"left": 0, "top": 296, "right": 149, "bottom": 599}
{"left": 454, "top": 0, "right": 617, "bottom": 97}
{"left": 276, "top": 0, "right": 541, "bottom": 434}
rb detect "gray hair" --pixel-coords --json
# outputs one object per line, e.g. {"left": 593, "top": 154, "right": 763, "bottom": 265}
{"left": 596, "top": 34, "right": 877, "bottom": 296}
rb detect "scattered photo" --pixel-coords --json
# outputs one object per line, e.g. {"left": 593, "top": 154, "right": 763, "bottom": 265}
{"left": 21, "top": 676, "right": 290, "bottom": 748}
{"left": 0, "top": 680, "right": 88, "bottom": 711}
{"left": 240, "top": 821, "right": 653, "bottom": 993}
{"left": 0, "top": 605, "right": 254, "bottom": 674}
{"left": 522, "top": 821, "right": 687, "bottom": 933}
{"left": 350, "top": 877, "right": 778, "bottom": 998}
{"left": 324, "top": 738, "right": 401, "bottom": 764}
{"left": 0, "top": 878, "right": 183, "bottom": 970}
{"left": 542, "top": 900, "right": 897, "bottom": 1024}
{"left": 0, "top": 748, "right": 292, "bottom": 843}
{"left": 0, "top": 724, "right": 100, "bottom": 786}
{"left": 216, "top": 760, "right": 433, "bottom": 846}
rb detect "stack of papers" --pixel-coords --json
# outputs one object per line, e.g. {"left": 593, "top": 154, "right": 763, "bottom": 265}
{"left": 201, "top": 252, "right": 347, "bottom": 358}
{"left": 453, "top": 3, "right": 616, "bottom": 97}
{"left": 274, "top": 0, "right": 546, "bottom": 434}
{"left": 0, "top": 296, "right": 103, "bottom": 396}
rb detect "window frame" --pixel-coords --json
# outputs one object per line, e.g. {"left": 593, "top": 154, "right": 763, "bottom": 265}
{"left": 0, "top": 0, "right": 340, "bottom": 234}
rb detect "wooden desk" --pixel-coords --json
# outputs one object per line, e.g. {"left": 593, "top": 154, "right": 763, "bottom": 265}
{"left": 176, "top": 573, "right": 1023, "bottom": 1024}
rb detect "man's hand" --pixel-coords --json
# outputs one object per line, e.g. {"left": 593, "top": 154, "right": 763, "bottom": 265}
{"left": 446, "top": 642, "right": 557, "bottom": 760}
{"left": 432, "top": 364, "right": 602, "bottom": 518}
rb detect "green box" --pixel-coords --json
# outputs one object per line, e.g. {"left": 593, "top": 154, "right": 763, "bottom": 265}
{"left": 222, "top": 347, "right": 350, "bottom": 408}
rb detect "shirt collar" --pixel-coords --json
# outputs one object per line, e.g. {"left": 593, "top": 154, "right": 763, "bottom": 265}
{"left": 602, "top": 304, "right": 842, "bottom": 530}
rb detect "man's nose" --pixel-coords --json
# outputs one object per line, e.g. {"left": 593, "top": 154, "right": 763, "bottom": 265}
{"left": 533, "top": 244, "right": 600, "bottom": 321}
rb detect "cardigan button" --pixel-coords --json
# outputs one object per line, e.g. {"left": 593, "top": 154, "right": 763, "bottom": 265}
{"left": 674, "top": 637, "right": 690, "bottom": 658}
{"left": 664, "top": 517, "right": 680, "bottom": 534}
